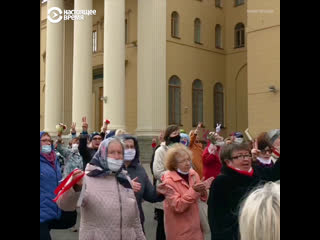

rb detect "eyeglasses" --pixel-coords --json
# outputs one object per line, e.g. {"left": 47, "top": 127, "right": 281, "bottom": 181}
{"left": 41, "top": 139, "right": 51, "bottom": 143}
{"left": 231, "top": 154, "right": 252, "bottom": 160}
{"left": 260, "top": 149, "right": 272, "bottom": 154}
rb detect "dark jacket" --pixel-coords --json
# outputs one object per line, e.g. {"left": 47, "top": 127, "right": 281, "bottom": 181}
{"left": 122, "top": 135, "right": 164, "bottom": 225}
{"left": 208, "top": 160, "right": 280, "bottom": 240}
{"left": 79, "top": 133, "right": 98, "bottom": 170}
{"left": 40, "top": 131, "right": 62, "bottom": 223}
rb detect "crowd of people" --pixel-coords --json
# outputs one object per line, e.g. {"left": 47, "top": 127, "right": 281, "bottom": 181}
{"left": 40, "top": 117, "right": 280, "bottom": 240}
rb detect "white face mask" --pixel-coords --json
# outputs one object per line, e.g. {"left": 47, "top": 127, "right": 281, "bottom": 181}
{"left": 234, "top": 138, "right": 243, "bottom": 144}
{"left": 124, "top": 149, "right": 136, "bottom": 161}
{"left": 177, "top": 168, "right": 189, "bottom": 175}
{"left": 71, "top": 144, "right": 79, "bottom": 152}
{"left": 257, "top": 157, "right": 272, "bottom": 165}
{"left": 107, "top": 158, "right": 123, "bottom": 172}
{"left": 41, "top": 145, "right": 51, "bottom": 154}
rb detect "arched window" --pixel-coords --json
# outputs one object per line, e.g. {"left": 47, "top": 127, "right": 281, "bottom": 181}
{"left": 169, "top": 76, "right": 181, "bottom": 125}
{"left": 171, "top": 12, "right": 179, "bottom": 38}
{"left": 215, "top": 24, "right": 222, "bottom": 48}
{"left": 194, "top": 18, "right": 201, "bottom": 44}
{"left": 192, "top": 80, "right": 203, "bottom": 127}
{"left": 235, "top": 23, "right": 245, "bottom": 48}
{"left": 214, "top": 83, "right": 224, "bottom": 127}
{"left": 235, "top": 0, "right": 245, "bottom": 6}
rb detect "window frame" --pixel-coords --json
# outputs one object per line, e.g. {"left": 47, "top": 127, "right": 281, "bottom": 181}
{"left": 214, "top": 83, "right": 225, "bottom": 128}
{"left": 192, "top": 80, "right": 203, "bottom": 127}
{"left": 194, "top": 18, "right": 202, "bottom": 44}
{"left": 235, "top": 0, "right": 245, "bottom": 7}
{"left": 92, "top": 30, "right": 97, "bottom": 53}
{"left": 235, "top": 23, "right": 245, "bottom": 48}
{"left": 171, "top": 12, "right": 180, "bottom": 39}
{"left": 215, "top": 24, "right": 223, "bottom": 49}
{"left": 168, "top": 76, "right": 181, "bottom": 126}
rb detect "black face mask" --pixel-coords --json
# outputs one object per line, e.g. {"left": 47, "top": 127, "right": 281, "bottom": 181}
{"left": 169, "top": 135, "right": 181, "bottom": 144}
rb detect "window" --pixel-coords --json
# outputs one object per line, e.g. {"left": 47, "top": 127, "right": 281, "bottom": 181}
{"left": 171, "top": 12, "right": 180, "bottom": 38}
{"left": 215, "top": 0, "right": 222, "bottom": 8}
{"left": 235, "top": 23, "right": 245, "bottom": 48}
{"left": 194, "top": 18, "right": 201, "bottom": 44}
{"left": 215, "top": 24, "right": 222, "bottom": 48}
{"left": 192, "top": 80, "right": 203, "bottom": 127}
{"left": 125, "top": 19, "right": 128, "bottom": 44}
{"left": 235, "top": 0, "right": 245, "bottom": 6}
{"left": 92, "top": 31, "right": 97, "bottom": 53}
{"left": 214, "top": 83, "right": 224, "bottom": 127}
{"left": 169, "top": 76, "right": 181, "bottom": 125}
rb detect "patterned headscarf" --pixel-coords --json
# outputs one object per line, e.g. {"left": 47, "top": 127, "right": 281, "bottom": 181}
{"left": 88, "top": 137, "right": 132, "bottom": 189}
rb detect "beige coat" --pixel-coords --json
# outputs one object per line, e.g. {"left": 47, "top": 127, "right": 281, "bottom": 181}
{"left": 152, "top": 142, "right": 169, "bottom": 210}
{"left": 56, "top": 164, "right": 146, "bottom": 240}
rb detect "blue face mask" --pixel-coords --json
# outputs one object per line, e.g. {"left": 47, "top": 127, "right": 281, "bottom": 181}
{"left": 41, "top": 145, "right": 52, "bottom": 154}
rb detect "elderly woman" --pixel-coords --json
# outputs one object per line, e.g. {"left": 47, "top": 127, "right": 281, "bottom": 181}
{"left": 40, "top": 131, "right": 77, "bottom": 240}
{"left": 207, "top": 143, "right": 280, "bottom": 240}
{"left": 239, "top": 181, "right": 280, "bottom": 240}
{"left": 56, "top": 137, "right": 146, "bottom": 240}
{"left": 158, "top": 144, "right": 214, "bottom": 240}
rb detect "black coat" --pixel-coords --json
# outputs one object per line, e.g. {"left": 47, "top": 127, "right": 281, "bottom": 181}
{"left": 207, "top": 160, "right": 280, "bottom": 240}
{"left": 79, "top": 134, "right": 98, "bottom": 170}
{"left": 122, "top": 135, "right": 164, "bottom": 226}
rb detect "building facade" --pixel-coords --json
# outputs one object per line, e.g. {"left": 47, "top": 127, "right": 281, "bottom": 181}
{"left": 40, "top": 0, "right": 280, "bottom": 160}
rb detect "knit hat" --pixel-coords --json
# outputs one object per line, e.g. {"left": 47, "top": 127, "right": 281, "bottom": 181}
{"left": 267, "top": 129, "right": 280, "bottom": 144}
{"left": 180, "top": 133, "right": 190, "bottom": 146}
{"left": 90, "top": 132, "right": 100, "bottom": 141}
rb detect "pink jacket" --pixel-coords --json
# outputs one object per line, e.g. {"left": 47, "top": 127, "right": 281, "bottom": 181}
{"left": 56, "top": 164, "right": 145, "bottom": 240}
{"left": 160, "top": 169, "right": 207, "bottom": 240}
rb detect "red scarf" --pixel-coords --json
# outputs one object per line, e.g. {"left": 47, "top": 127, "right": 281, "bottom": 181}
{"left": 41, "top": 151, "right": 57, "bottom": 168}
{"left": 227, "top": 165, "right": 254, "bottom": 176}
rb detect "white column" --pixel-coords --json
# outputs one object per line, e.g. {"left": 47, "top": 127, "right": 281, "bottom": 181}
{"left": 136, "top": 0, "right": 167, "bottom": 136}
{"left": 72, "top": 0, "right": 93, "bottom": 132}
{"left": 44, "top": 0, "right": 64, "bottom": 134}
{"left": 103, "top": 0, "right": 126, "bottom": 130}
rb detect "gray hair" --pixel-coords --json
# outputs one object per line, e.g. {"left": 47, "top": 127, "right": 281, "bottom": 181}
{"left": 239, "top": 181, "right": 280, "bottom": 240}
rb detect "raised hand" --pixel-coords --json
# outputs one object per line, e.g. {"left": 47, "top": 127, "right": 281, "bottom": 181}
{"left": 70, "top": 122, "right": 76, "bottom": 134}
{"left": 216, "top": 123, "right": 221, "bottom": 133}
{"left": 82, "top": 116, "right": 88, "bottom": 132}
{"left": 132, "top": 177, "right": 142, "bottom": 193}
{"left": 251, "top": 139, "right": 261, "bottom": 161}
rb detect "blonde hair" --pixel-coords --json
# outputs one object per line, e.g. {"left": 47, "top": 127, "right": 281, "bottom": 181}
{"left": 239, "top": 181, "right": 280, "bottom": 240}
{"left": 165, "top": 144, "right": 193, "bottom": 171}
{"left": 115, "top": 129, "right": 127, "bottom": 136}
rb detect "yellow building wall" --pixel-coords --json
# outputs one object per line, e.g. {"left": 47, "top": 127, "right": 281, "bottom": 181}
{"left": 40, "top": 0, "right": 249, "bottom": 137}
{"left": 166, "top": 0, "right": 226, "bottom": 134}
{"left": 247, "top": 0, "right": 280, "bottom": 137}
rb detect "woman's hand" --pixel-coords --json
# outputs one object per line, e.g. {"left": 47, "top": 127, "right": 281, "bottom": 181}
{"left": 82, "top": 116, "right": 88, "bottom": 132}
{"left": 193, "top": 182, "right": 206, "bottom": 193}
{"left": 251, "top": 139, "right": 260, "bottom": 161}
{"left": 70, "top": 122, "right": 76, "bottom": 135}
{"left": 132, "top": 177, "right": 142, "bottom": 193}
{"left": 72, "top": 169, "right": 84, "bottom": 187}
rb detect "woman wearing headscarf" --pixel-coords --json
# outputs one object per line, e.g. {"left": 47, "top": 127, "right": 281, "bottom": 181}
{"left": 121, "top": 135, "right": 164, "bottom": 232}
{"left": 56, "top": 137, "right": 146, "bottom": 240}
{"left": 40, "top": 131, "right": 77, "bottom": 240}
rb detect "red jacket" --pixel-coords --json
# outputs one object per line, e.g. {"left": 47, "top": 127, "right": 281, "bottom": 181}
{"left": 202, "top": 143, "right": 222, "bottom": 180}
